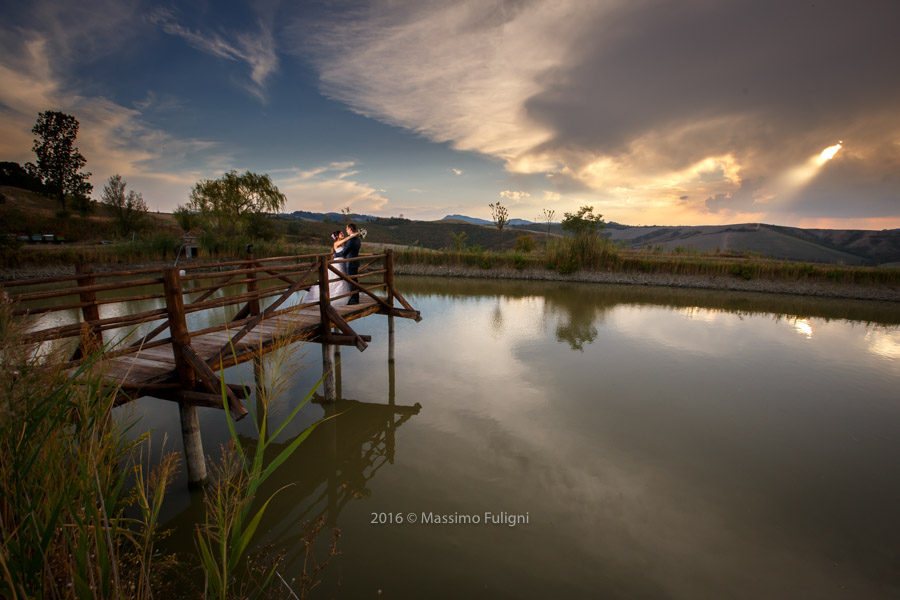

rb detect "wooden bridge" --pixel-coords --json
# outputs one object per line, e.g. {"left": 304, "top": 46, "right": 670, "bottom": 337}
{"left": 2, "top": 250, "right": 421, "bottom": 484}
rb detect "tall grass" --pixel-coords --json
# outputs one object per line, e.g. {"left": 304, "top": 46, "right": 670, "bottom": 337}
{"left": 0, "top": 298, "right": 180, "bottom": 598}
{"left": 391, "top": 236, "right": 900, "bottom": 286}
{"left": 194, "top": 324, "right": 333, "bottom": 599}
{"left": 0, "top": 299, "right": 337, "bottom": 598}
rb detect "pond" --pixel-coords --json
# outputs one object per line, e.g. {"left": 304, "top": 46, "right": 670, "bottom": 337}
{"left": 113, "top": 276, "right": 900, "bottom": 599}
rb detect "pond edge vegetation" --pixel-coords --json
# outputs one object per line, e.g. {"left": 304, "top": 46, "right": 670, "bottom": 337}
{"left": 0, "top": 297, "right": 339, "bottom": 598}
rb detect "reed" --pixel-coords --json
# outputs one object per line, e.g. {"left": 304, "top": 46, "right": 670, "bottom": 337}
{"left": 390, "top": 240, "right": 900, "bottom": 286}
{"left": 194, "top": 321, "right": 334, "bottom": 600}
{"left": 0, "top": 300, "right": 336, "bottom": 598}
{"left": 0, "top": 297, "right": 181, "bottom": 598}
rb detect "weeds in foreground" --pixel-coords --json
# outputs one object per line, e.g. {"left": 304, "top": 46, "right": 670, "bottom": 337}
{"left": 0, "top": 299, "right": 339, "bottom": 598}
{"left": 194, "top": 321, "right": 334, "bottom": 599}
{"left": 0, "top": 297, "right": 181, "bottom": 598}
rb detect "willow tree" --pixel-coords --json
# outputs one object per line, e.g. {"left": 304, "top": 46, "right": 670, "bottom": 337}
{"left": 188, "top": 170, "right": 285, "bottom": 238}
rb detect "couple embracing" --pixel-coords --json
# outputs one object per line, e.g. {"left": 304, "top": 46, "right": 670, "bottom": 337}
{"left": 306, "top": 223, "right": 363, "bottom": 306}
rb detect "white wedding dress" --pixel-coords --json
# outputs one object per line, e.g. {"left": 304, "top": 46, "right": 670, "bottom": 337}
{"left": 304, "top": 251, "right": 351, "bottom": 306}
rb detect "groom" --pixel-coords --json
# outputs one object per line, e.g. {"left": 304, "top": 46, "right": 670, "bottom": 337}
{"left": 344, "top": 222, "right": 362, "bottom": 304}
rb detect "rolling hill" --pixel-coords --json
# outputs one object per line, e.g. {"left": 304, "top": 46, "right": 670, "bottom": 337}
{"left": 601, "top": 223, "right": 900, "bottom": 266}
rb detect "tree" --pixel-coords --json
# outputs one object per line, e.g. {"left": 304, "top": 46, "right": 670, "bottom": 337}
{"left": 541, "top": 208, "right": 556, "bottom": 241}
{"left": 173, "top": 204, "right": 199, "bottom": 232}
{"left": 25, "top": 111, "right": 92, "bottom": 209}
{"left": 450, "top": 230, "right": 468, "bottom": 252}
{"left": 188, "top": 170, "right": 285, "bottom": 238}
{"left": 102, "top": 174, "right": 148, "bottom": 237}
{"left": 489, "top": 201, "right": 509, "bottom": 250}
{"left": 0, "top": 161, "right": 45, "bottom": 192}
{"left": 341, "top": 206, "right": 352, "bottom": 225}
{"left": 69, "top": 193, "right": 95, "bottom": 217}
{"left": 561, "top": 205, "right": 605, "bottom": 237}
{"left": 515, "top": 234, "right": 535, "bottom": 253}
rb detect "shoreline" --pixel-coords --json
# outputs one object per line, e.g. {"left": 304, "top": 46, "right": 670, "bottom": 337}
{"left": 3, "top": 261, "right": 899, "bottom": 303}
{"left": 394, "top": 264, "right": 900, "bottom": 302}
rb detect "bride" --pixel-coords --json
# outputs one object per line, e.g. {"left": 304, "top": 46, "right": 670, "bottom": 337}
{"left": 305, "top": 230, "right": 352, "bottom": 305}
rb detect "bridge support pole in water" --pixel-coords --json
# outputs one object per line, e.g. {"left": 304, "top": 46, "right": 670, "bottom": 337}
{"left": 180, "top": 404, "right": 208, "bottom": 486}
{"left": 322, "top": 342, "right": 336, "bottom": 402}
{"left": 164, "top": 267, "right": 208, "bottom": 486}
{"left": 388, "top": 315, "right": 396, "bottom": 363}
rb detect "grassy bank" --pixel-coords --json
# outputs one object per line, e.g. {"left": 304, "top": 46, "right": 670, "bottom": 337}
{"left": 392, "top": 234, "right": 900, "bottom": 287}
{"left": 4, "top": 230, "right": 899, "bottom": 290}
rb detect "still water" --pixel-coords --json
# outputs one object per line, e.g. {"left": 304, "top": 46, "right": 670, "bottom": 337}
{"left": 109, "top": 276, "right": 900, "bottom": 598}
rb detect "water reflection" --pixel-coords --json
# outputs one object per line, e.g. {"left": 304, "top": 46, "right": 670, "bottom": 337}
{"left": 18, "top": 274, "right": 900, "bottom": 597}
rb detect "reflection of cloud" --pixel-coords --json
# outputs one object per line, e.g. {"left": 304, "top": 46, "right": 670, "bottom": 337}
{"left": 792, "top": 318, "right": 813, "bottom": 339}
{"left": 866, "top": 330, "right": 900, "bottom": 361}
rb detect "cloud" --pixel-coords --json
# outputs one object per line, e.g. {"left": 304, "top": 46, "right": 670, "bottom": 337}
{"left": 147, "top": 8, "right": 278, "bottom": 102}
{"left": 0, "top": 27, "right": 235, "bottom": 211}
{"left": 450, "top": 168, "right": 463, "bottom": 175}
{"left": 500, "top": 190, "right": 531, "bottom": 202}
{"left": 274, "top": 162, "right": 391, "bottom": 214}
{"left": 544, "top": 191, "right": 561, "bottom": 202}
{"left": 300, "top": 0, "right": 900, "bottom": 226}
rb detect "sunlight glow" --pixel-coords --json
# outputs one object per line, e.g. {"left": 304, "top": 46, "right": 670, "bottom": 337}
{"left": 780, "top": 142, "right": 844, "bottom": 192}
{"left": 817, "top": 142, "right": 843, "bottom": 164}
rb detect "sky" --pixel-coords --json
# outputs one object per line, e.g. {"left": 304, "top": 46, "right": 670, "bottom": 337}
{"left": 1, "top": 0, "right": 899, "bottom": 229}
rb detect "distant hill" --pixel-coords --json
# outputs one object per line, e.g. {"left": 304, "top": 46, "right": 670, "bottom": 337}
{"left": 441, "top": 214, "right": 533, "bottom": 226}
{"left": 604, "top": 223, "right": 900, "bottom": 266}
{"left": 3, "top": 187, "right": 898, "bottom": 265}
{"left": 285, "top": 210, "right": 379, "bottom": 223}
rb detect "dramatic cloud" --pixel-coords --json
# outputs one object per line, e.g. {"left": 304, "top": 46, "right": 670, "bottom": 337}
{"left": 301, "top": 0, "right": 900, "bottom": 226}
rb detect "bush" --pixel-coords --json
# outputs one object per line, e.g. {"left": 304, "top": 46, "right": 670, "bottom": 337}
{"left": 514, "top": 253, "right": 527, "bottom": 270}
{"left": 515, "top": 234, "right": 535, "bottom": 253}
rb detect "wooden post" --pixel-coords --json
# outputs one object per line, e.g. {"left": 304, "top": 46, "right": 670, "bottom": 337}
{"left": 163, "top": 268, "right": 195, "bottom": 389}
{"left": 180, "top": 403, "right": 207, "bottom": 487}
{"left": 318, "top": 257, "right": 336, "bottom": 402}
{"left": 334, "top": 327, "right": 342, "bottom": 400}
{"left": 72, "top": 263, "right": 102, "bottom": 360}
{"left": 386, "top": 357, "right": 395, "bottom": 463}
{"left": 163, "top": 268, "right": 207, "bottom": 485}
{"left": 388, "top": 315, "right": 396, "bottom": 363}
{"left": 385, "top": 250, "right": 396, "bottom": 362}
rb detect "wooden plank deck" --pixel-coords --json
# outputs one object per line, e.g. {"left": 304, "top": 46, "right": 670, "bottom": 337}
{"left": 90, "top": 296, "right": 384, "bottom": 393}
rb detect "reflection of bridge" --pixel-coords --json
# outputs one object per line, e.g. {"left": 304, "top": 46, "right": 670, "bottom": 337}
{"left": 2, "top": 251, "right": 421, "bottom": 484}
{"left": 161, "top": 366, "right": 421, "bottom": 551}
{"left": 261, "top": 393, "right": 420, "bottom": 532}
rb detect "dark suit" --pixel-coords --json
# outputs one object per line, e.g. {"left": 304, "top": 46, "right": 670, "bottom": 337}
{"left": 343, "top": 234, "right": 361, "bottom": 304}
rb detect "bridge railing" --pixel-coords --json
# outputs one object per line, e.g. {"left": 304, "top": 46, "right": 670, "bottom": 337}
{"left": 1, "top": 249, "right": 417, "bottom": 366}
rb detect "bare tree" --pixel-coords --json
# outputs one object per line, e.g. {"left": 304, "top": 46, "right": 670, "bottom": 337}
{"left": 102, "top": 174, "right": 148, "bottom": 237}
{"left": 541, "top": 208, "right": 555, "bottom": 242}
{"left": 489, "top": 202, "right": 509, "bottom": 251}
